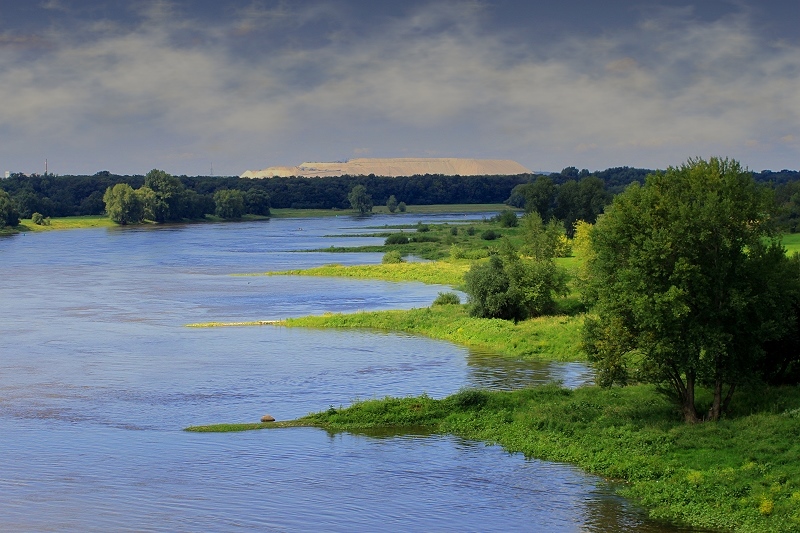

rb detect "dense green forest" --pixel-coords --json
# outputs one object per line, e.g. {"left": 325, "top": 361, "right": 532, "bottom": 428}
{"left": 1, "top": 166, "right": 799, "bottom": 230}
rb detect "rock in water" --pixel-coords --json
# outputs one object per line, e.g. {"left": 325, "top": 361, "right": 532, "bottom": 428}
{"left": 260, "top": 414, "right": 276, "bottom": 423}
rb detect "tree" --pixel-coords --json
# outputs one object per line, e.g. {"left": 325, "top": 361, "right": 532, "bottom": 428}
{"left": 521, "top": 212, "right": 569, "bottom": 260}
{"left": 386, "top": 194, "right": 398, "bottom": 213}
{"left": 244, "top": 188, "right": 271, "bottom": 216}
{"left": 348, "top": 185, "right": 373, "bottom": 214}
{"left": 583, "top": 158, "right": 799, "bottom": 423}
{"left": 464, "top": 244, "right": 567, "bottom": 321}
{"left": 144, "top": 169, "right": 185, "bottom": 221}
{"left": 0, "top": 189, "right": 20, "bottom": 228}
{"left": 103, "top": 183, "right": 143, "bottom": 225}
{"left": 214, "top": 189, "right": 246, "bottom": 219}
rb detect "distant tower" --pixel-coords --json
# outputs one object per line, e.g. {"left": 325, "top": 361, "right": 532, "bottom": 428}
{"left": 45, "top": 159, "right": 48, "bottom": 176}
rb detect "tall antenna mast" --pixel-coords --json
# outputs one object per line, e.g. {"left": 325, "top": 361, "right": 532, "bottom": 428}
{"left": 45, "top": 159, "right": 48, "bottom": 176}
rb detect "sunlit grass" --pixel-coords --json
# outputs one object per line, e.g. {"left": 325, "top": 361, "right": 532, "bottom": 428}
{"left": 258, "top": 262, "right": 470, "bottom": 287}
{"left": 16, "top": 215, "right": 117, "bottom": 231}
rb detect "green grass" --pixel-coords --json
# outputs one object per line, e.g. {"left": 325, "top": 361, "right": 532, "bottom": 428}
{"left": 269, "top": 204, "right": 513, "bottom": 218}
{"left": 187, "top": 383, "right": 800, "bottom": 532}
{"left": 15, "top": 215, "right": 117, "bottom": 231}
{"left": 258, "top": 262, "right": 470, "bottom": 287}
{"left": 782, "top": 233, "right": 800, "bottom": 256}
{"left": 188, "top": 304, "right": 585, "bottom": 362}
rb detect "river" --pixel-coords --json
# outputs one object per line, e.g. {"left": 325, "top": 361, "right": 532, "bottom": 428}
{"left": 0, "top": 214, "right": 696, "bottom": 531}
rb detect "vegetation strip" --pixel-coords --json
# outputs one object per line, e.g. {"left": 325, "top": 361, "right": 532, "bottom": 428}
{"left": 186, "top": 384, "right": 800, "bottom": 533}
{"left": 186, "top": 305, "right": 584, "bottom": 362}
{"left": 255, "top": 262, "right": 470, "bottom": 287}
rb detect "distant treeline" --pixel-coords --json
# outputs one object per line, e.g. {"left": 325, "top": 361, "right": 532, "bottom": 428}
{"left": 2, "top": 166, "right": 799, "bottom": 229}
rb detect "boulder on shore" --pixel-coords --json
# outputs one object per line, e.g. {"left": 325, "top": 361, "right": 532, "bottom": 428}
{"left": 260, "top": 414, "right": 276, "bottom": 423}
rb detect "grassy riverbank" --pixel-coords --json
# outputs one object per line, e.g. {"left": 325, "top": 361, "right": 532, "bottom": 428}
{"left": 188, "top": 304, "right": 584, "bottom": 361}
{"left": 187, "top": 384, "right": 800, "bottom": 533}
{"left": 13, "top": 215, "right": 117, "bottom": 232}
{"left": 270, "top": 203, "right": 511, "bottom": 218}
{"left": 257, "top": 262, "right": 471, "bottom": 287}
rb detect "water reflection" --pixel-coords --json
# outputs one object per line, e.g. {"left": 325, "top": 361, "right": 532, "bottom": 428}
{"left": 466, "top": 349, "right": 595, "bottom": 390}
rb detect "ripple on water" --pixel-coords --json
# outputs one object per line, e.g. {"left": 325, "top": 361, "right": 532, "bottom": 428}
{"left": 0, "top": 219, "right": 697, "bottom": 532}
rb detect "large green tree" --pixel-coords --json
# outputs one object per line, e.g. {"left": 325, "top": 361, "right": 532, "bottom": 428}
{"left": 103, "top": 183, "right": 144, "bottom": 225}
{"left": 143, "top": 169, "right": 185, "bottom": 222}
{"left": 214, "top": 189, "right": 246, "bottom": 219}
{"left": 583, "top": 158, "right": 799, "bottom": 423}
{"left": 0, "top": 189, "right": 20, "bottom": 228}
{"left": 348, "top": 185, "right": 373, "bottom": 214}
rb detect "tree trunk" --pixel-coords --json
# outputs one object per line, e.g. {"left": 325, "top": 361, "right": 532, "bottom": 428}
{"left": 680, "top": 371, "right": 701, "bottom": 423}
{"left": 721, "top": 383, "right": 736, "bottom": 417}
{"left": 707, "top": 379, "right": 723, "bottom": 421}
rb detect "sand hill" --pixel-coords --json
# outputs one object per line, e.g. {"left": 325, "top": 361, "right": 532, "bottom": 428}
{"left": 241, "top": 158, "right": 531, "bottom": 178}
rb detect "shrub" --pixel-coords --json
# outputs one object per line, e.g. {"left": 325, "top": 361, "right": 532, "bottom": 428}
{"left": 409, "top": 234, "right": 439, "bottom": 243}
{"left": 385, "top": 233, "right": 409, "bottom": 245}
{"left": 31, "top": 212, "right": 44, "bottom": 225}
{"left": 464, "top": 255, "right": 568, "bottom": 321}
{"left": 450, "top": 226, "right": 458, "bottom": 236}
{"left": 398, "top": 202, "right": 407, "bottom": 212}
{"left": 449, "top": 245, "right": 466, "bottom": 260}
{"left": 446, "top": 389, "right": 489, "bottom": 409}
{"left": 416, "top": 223, "right": 430, "bottom": 232}
{"left": 382, "top": 250, "right": 404, "bottom": 264}
{"left": 494, "top": 210, "right": 519, "bottom": 227}
{"left": 481, "top": 229, "right": 499, "bottom": 240}
{"left": 432, "top": 292, "right": 461, "bottom": 305}
{"left": 467, "top": 226, "right": 476, "bottom": 236}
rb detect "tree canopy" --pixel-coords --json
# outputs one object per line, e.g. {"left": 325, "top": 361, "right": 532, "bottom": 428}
{"left": 582, "top": 157, "right": 800, "bottom": 423}
{"left": 348, "top": 185, "right": 373, "bottom": 214}
{"left": 103, "top": 183, "right": 143, "bottom": 225}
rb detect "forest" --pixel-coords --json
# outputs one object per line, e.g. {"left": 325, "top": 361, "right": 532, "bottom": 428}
{"left": 1, "top": 166, "right": 799, "bottom": 231}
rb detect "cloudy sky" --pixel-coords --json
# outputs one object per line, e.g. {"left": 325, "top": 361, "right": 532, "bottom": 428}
{"left": 1, "top": 0, "right": 798, "bottom": 176}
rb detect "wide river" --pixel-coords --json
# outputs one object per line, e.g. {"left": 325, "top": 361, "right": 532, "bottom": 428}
{"left": 0, "top": 214, "right": 697, "bottom": 532}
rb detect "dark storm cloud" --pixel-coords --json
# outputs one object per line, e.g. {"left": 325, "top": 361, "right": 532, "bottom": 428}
{"left": 0, "top": 0, "right": 797, "bottom": 175}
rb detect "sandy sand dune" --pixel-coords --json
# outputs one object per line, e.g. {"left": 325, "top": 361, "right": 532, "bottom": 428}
{"left": 241, "top": 158, "right": 531, "bottom": 178}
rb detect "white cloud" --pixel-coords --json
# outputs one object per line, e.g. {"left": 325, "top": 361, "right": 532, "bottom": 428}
{"left": 0, "top": 1, "right": 798, "bottom": 175}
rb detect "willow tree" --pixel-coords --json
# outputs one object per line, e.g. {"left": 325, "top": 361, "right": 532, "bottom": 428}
{"left": 103, "top": 183, "right": 143, "bottom": 225}
{"left": 583, "top": 157, "right": 798, "bottom": 423}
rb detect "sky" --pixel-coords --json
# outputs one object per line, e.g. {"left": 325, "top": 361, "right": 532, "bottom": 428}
{"left": 1, "top": 0, "right": 798, "bottom": 176}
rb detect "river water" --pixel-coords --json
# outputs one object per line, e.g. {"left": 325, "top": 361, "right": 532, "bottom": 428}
{"left": 0, "top": 214, "right": 694, "bottom": 532}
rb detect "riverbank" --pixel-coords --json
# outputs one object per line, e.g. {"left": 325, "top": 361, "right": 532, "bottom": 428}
{"left": 268, "top": 203, "right": 513, "bottom": 218}
{"left": 1, "top": 203, "right": 511, "bottom": 235}
{"left": 250, "top": 262, "right": 471, "bottom": 287}
{"left": 187, "top": 304, "right": 584, "bottom": 361}
{"left": 187, "top": 383, "right": 800, "bottom": 533}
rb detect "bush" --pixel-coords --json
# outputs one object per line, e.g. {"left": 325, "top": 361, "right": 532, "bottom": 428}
{"left": 467, "top": 226, "right": 476, "bottom": 236}
{"left": 450, "top": 226, "right": 458, "bottom": 236}
{"left": 449, "top": 245, "right": 466, "bottom": 260}
{"left": 409, "top": 234, "right": 439, "bottom": 243}
{"left": 398, "top": 202, "right": 407, "bottom": 212}
{"left": 464, "top": 255, "right": 567, "bottom": 321}
{"left": 433, "top": 292, "right": 461, "bottom": 305}
{"left": 31, "top": 212, "right": 44, "bottom": 225}
{"left": 416, "top": 223, "right": 430, "bottom": 232}
{"left": 494, "top": 210, "right": 519, "bottom": 227}
{"left": 481, "top": 229, "right": 499, "bottom": 240}
{"left": 385, "top": 233, "right": 409, "bottom": 245}
{"left": 382, "top": 250, "right": 404, "bottom": 264}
